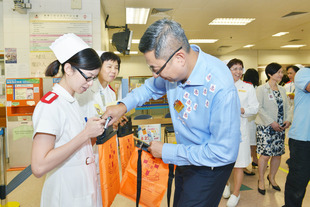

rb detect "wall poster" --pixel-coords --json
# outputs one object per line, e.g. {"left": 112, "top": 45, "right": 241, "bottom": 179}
{"left": 29, "top": 13, "right": 92, "bottom": 77}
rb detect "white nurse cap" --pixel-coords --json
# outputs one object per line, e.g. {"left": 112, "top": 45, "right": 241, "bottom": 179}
{"left": 49, "top": 33, "right": 90, "bottom": 64}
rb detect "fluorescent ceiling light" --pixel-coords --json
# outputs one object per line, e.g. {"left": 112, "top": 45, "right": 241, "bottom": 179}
{"left": 114, "top": 51, "right": 139, "bottom": 55}
{"left": 272, "top": 32, "right": 289, "bottom": 37}
{"left": 126, "top": 8, "right": 150, "bottom": 24}
{"left": 243, "top": 44, "right": 254, "bottom": 48}
{"left": 209, "top": 18, "right": 255, "bottom": 25}
{"left": 281, "top": 45, "right": 306, "bottom": 48}
{"left": 131, "top": 39, "right": 140, "bottom": 44}
{"left": 189, "top": 39, "right": 218, "bottom": 43}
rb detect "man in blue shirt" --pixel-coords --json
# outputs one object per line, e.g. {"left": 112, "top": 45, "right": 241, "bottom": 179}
{"left": 103, "top": 19, "right": 241, "bottom": 207}
{"left": 284, "top": 67, "right": 310, "bottom": 207}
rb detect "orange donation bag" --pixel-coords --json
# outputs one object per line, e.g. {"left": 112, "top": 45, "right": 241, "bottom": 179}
{"left": 98, "top": 129, "right": 120, "bottom": 207}
{"left": 118, "top": 133, "right": 135, "bottom": 176}
{"left": 119, "top": 147, "right": 171, "bottom": 207}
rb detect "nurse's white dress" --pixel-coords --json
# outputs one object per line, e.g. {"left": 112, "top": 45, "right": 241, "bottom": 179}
{"left": 234, "top": 80, "right": 259, "bottom": 167}
{"left": 75, "top": 80, "right": 118, "bottom": 206}
{"left": 32, "top": 84, "right": 100, "bottom": 207}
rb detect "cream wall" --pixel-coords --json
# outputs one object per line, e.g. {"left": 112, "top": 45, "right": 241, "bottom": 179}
{"left": 219, "top": 49, "right": 310, "bottom": 83}
{"left": 2, "top": 0, "right": 103, "bottom": 78}
{"left": 219, "top": 49, "right": 310, "bottom": 68}
{"left": 118, "top": 55, "right": 152, "bottom": 79}
{"left": 0, "top": 0, "right": 3, "bottom": 52}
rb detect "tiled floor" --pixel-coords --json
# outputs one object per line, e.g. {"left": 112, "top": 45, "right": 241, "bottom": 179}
{"left": 4, "top": 138, "right": 310, "bottom": 207}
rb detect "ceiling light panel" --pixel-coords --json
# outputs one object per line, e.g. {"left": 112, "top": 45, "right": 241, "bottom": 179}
{"left": 243, "top": 44, "right": 254, "bottom": 48}
{"left": 281, "top": 45, "right": 306, "bottom": 48}
{"left": 189, "top": 39, "right": 218, "bottom": 43}
{"left": 272, "top": 32, "right": 289, "bottom": 37}
{"left": 126, "top": 8, "right": 150, "bottom": 24}
{"left": 209, "top": 18, "right": 255, "bottom": 25}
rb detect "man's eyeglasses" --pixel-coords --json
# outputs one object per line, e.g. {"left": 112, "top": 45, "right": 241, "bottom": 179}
{"left": 72, "top": 65, "right": 97, "bottom": 82}
{"left": 149, "top": 46, "right": 182, "bottom": 75}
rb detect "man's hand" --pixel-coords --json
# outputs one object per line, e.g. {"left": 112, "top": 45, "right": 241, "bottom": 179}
{"left": 112, "top": 115, "right": 129, "bottom": 131}
{"left": 147, "top": 141, "right": 164, "bottom": 158}
{"left": 101, "top": 103, "right": 127, "bottom": 127}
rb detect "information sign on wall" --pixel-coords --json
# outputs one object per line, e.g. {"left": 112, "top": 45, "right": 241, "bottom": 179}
{"left": 29, "top": 13, "right": 92, "bottom": 77}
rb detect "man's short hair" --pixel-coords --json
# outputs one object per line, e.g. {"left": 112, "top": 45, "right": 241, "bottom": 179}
{"left": 139, "top": 18, "right": 190, "bottom": 60}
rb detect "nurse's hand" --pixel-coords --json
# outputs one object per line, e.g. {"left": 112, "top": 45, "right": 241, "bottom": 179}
{"left": 84, "top": 117, "right": 105, "bottom": 138}
{"left": 148, "top": 141, "right": 163, "bottom": 158}
{"left": 101, "top": 103, "right": 127, "bottom": 127}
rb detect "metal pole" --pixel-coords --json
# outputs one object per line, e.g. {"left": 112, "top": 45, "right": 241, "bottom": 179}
{"left": 0, "top": 128, "right": 20, "bottom": 207}
{"left": 0, "top": 128, "right": 7, "bottom": 206}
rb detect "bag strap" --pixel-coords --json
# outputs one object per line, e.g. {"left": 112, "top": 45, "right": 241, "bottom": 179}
{"left": 167, "top": 164, "right": 175, "bottom": 207}
{"left": 135, "top": 148, "right": 175, "bottom": 207}
{"left": 136, "top": 149, "right": 142, "bottom": 207}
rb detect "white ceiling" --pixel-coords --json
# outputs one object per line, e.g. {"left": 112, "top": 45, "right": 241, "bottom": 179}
{"left": 100, "top": 0, "right": 310, "bottom": 56}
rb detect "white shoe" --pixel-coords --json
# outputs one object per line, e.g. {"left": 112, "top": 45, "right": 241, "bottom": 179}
{"left": 227, "top": 194, "right": 240, "bottom": 207}
{"left": 223, "top": 184, "right": 231, "bottom": 199}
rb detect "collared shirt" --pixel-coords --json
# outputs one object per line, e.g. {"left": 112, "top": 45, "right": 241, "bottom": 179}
{"left": 288, "top": 68, "right": 310, "bottom": 141}
{"left": 99, "top": 84, "right": 117, "bottom": 106}
{"left": 121, "top": 45, "right": 241, "bottom": 167}
{"left": 33, "top": 83, "right": 86, "bottom": 146}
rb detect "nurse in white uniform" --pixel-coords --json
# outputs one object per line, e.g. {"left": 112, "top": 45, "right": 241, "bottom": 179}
{"left": 224, "top": 59, "right": 259, "bottom": 207}
{"left": 31, "top": 33, "right": 106, "bottom": 207}
{"left": 76, "top": 52, "right": 127, "bottom": 204}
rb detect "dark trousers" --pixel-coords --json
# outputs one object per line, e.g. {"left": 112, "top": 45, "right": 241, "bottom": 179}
{"left": 173, "top": 163, "right": 234, "bottom": 207}
{"left": 284, "top": 139, "right": 310, "bottom": 207}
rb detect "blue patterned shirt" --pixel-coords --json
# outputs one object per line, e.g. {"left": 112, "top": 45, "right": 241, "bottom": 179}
{"left": 121, "top": 45, "right": 241, "bottom": 167}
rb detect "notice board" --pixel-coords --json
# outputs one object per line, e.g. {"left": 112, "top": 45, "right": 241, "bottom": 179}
{"left": 29, "top": 13, "right": 92, "bottom": 77}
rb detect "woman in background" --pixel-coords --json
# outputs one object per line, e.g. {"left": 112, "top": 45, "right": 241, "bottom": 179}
{"left": 284, "top": 65, "right": 300, "bottom": 109}
{"left": 31, "top": 33, "right": 106, "bottom": 207}
{"left": 77, "top": 51, "right": 127, "bottom": 127}
{"left": 255, "top": 62, "right": 292, "bottom": 195}
{"left": 223, "top": 59, "right": 259, "bottom": 207}
{"left": 243, "top": 68, "right": 260, "bottom": 175}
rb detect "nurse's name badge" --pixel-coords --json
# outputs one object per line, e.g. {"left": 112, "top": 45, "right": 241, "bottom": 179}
{"left": 174, "top": 99, "right": 184, "bottom": 113}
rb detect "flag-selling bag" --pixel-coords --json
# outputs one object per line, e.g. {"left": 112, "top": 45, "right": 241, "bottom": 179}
{"left": 97, "top": 126, "right": 120, "bottom": 207}
{"left": 119, "top": 146, "right": 174, "bottom": 207}
{"left": 117, "top": 118, "right": 135, "bottom": 176}
{"left": 118, "top": 133, "right": 135, "bottom": 176}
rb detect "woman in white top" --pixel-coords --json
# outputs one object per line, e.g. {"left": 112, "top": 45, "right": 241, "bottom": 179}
{"left": 224, "top": 59, "right": 259, "bottom": 207}
{"left": 31, "top": 33, "right": 106, "bottom": 207}
{"left": 255, "top": 63, "right": 292, "bottom": 195}
{"left": 77, "top": 52, "right": 127, "bottom": 126}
